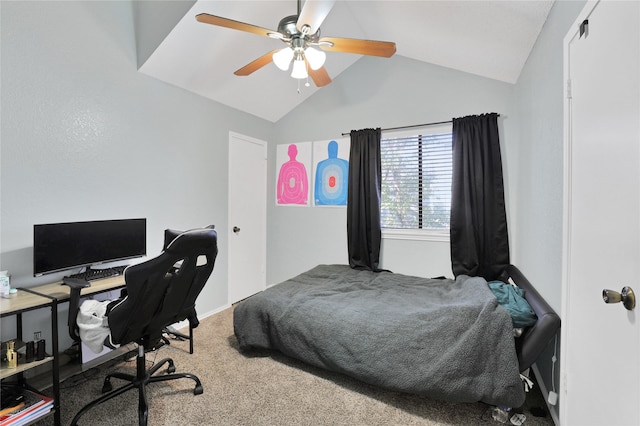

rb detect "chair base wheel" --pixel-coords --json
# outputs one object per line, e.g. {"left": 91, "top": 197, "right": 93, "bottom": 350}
{"left": 194, "top": 385, "right": 203, "bottom": 395}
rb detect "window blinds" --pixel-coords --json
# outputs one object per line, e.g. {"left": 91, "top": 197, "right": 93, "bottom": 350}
{"left": 380, "top": 132, "right": 452, "bottom": 229}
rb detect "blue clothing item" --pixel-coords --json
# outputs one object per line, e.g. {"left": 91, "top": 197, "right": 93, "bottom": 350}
{"left": 488, "top": 280, "right": 538, "bottom": 328}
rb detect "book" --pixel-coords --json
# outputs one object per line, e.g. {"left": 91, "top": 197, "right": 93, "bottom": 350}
{"left": 0, "top": 389, "right": 53, "bottom": 426}
{"left": 6, "top": 403, "right": 53, "bottom": 426}
{"left": 0, "top": 403, "right": 24, "bottom": 418}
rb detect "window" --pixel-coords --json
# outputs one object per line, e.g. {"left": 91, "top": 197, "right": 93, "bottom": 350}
{"left": 380, "top": 125, "right": 452, "bottom": 239}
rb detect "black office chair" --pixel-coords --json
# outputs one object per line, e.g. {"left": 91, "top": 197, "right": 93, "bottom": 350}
{"left": 70, "top": 225, "right": 218, "bottom": 426}
{"left": 157, "top": 227, "right": 203, "bottom": 353}
{"left": 64, "top": 228, "right": 203, "bottom": 356}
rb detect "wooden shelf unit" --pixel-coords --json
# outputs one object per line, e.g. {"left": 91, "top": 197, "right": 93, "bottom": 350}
{"left": 1, "top": 274, "right": 129, "bottom": 425}
{"left": 1, "top": 288, "right": 60, "bottom": 426}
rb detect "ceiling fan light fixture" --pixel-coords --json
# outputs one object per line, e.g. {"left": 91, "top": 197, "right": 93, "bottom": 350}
{"left": 291, "top": 55, "right": 308, "bottom": 79}
{"left": 304, "top": 46, "right": 326, "bottom": 70}
{"left": 273, "top": 47, "right": 294, "bottom": 71}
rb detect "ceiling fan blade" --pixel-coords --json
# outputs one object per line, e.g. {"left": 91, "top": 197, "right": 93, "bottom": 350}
{"left": 308, "top": 65, "right": 332, "bottom": 87}
{"left": 234, "top": 50, "right": 280, "bottom": 76}
{"left": 196, "top": 13, "right": 282, "bottom": 39}
{"left": 319, "top": 37, "right": 396, "bottom": 58}
{"left": 297, "top": 0, "right": 336, "bottom": 34}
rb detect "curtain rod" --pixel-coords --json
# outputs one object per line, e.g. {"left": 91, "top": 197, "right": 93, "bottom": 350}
{"left": 340, "top": 120, "right": 452, "bottom": 137}
{"left": 340, "top": 114, "right": 501, "bottom": 137}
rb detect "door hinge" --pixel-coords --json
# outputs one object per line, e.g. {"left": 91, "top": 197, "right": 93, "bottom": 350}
{"left": 580, "top": 19, "right": 589, "bottom": 39}
{"left": 567, "top": 79, "right": 572, "bottom": 99}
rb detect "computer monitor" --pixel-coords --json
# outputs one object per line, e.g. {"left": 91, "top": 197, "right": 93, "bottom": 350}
{"left": 33, "top": 218, "right": 146, "bottom": 276}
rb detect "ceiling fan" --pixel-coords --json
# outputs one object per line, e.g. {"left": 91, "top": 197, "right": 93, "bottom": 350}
{"left": 195, "top": 0, "right": 396, "bottom": 88}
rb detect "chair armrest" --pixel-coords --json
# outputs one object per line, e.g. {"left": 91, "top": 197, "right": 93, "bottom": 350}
{"left": 62, "top": 277, "right": 91, "bottom": 341}
{"left": 62, "top": 277, "right": 91, "bottom": 290}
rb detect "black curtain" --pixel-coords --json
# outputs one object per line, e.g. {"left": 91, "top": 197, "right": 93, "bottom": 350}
{"left": 450, "top": 113, "right": 509, "bottom": 281}
{"left": 347, "top": 128, "right": 383, "bottom": 271}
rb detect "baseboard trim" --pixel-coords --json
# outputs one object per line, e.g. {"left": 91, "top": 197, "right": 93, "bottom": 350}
{"left": 199, "top": 304, "right": 232, "bottom": 320}
{"left": 171, "top": 304, "right": 232, "bottom": 331}
{"left": 531, "top": 363, "right": 560, "bottom": 426}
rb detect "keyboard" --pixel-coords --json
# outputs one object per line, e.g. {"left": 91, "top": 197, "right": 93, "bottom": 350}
{"left": 66, "top": 265, "right": 127, "bottom": 282}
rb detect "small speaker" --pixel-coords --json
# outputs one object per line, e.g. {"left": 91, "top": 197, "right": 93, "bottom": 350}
{"left": 25, "top": 341, "right": 35, "bottom": 363}
{"left": 35, "top": 339, "right": 45, "bottom": 361}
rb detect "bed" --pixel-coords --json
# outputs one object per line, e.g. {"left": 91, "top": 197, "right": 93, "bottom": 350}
{"left": 233, "top": 264, "right": 560, "bottom": 408}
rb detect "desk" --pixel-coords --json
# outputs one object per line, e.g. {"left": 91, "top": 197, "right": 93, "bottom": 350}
{"left": 30, "top": 275, "right": 126, "bottom": 302}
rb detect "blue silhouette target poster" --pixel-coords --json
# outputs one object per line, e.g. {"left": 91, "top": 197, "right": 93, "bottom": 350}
{"left": 313, "top": 138, "right": 350, "bottom": 206}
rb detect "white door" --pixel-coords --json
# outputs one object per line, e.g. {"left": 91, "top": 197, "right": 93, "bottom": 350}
{"left": 562, "top": 1, "right": 640, "bottom": 425}
{"left": 228, "top": 132, "right": 267, "bottom": 304}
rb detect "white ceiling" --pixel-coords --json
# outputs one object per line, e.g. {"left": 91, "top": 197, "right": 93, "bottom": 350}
{"left": 139, "top": 1, "right": 554, "bottom": 123}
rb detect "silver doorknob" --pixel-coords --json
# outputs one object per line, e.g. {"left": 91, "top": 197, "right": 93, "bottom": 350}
{"left": 602, "top": 287, "right": 636, "bottom": 311}
{"left": 233, "top": 226, "right": 240, "bottom": 233}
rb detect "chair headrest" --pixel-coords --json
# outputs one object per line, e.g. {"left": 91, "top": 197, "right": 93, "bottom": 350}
{"left": 164, "top": 225, "right": 217, "bottom": 253}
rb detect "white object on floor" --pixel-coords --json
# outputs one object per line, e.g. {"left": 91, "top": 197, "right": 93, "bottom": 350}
{"left": 510, "top": 413, "right": 526, "bottom": 425}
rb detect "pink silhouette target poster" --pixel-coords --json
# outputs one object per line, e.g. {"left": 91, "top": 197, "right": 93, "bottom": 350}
{"left": 275, "top": 142, "right": 312, "bottom": 206}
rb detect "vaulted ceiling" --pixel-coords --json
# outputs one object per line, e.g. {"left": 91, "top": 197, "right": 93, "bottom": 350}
{"left": 137, "top": 1, "right": 554, "bottom": 122}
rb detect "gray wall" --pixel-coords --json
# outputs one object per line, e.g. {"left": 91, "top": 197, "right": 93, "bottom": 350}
{"left": 512, "top": 0, "right": 586, "bottom": 314}
{"left": 269, "top": 55, "right": 517, "bottom": 285}
{"left": 0, "top": 0, "right": 272, "bottom": 349}
{"left": 132, "top": 0, "right": 197, "bottom": 69}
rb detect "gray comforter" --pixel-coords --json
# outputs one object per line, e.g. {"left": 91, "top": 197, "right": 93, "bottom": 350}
{"left": 233, "top": 264, "right": 525, "bottom": 407}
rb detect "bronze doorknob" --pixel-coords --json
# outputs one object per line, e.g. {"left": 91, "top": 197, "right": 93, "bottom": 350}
{"left": 603, "top": 286, "right": 636, "bottom": 311}
{"left": 233, "top": 226, "right": 240, "bottom": 233}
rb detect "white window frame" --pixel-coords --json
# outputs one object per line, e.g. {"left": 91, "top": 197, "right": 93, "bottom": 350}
{"left": 380, "top": 123, "right": 452, "bottom": 242}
